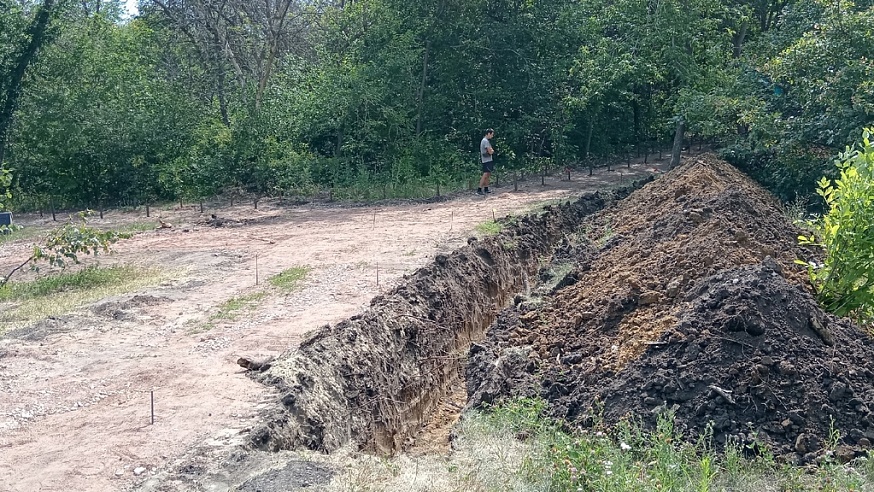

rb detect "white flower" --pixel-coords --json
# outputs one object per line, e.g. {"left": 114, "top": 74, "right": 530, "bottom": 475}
{"left": 620, "top": 442, "right": 632, "bottom": 452}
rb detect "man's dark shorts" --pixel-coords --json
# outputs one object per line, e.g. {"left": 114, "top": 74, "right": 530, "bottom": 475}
{"left": 481, "top": 161, "right": 494, "bottom": 173}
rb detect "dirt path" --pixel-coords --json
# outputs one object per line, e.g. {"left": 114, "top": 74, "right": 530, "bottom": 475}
{"left": 0, "top": 164, "right": 659, "bottom": 492}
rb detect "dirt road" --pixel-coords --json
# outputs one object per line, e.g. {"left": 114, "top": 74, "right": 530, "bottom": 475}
{"left": 0, "top": 164, "right": 658, "bottom": 492}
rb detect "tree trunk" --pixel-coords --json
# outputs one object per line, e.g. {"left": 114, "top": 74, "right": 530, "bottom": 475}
{"left": 585, "top": 118, "right": 594, "bottom": 159}
{"left": 216, "top": 69, "right": 231, "bottom": 127}
{"left": 632, "top": 98, "right": 641, "bottom": 157}
{"left": 670, "top": 118, "right": 685, "bottom": 170}
{"left": 415, "top": 41, "right": 430, "bottom": 136}
{"left": 732, "top": 22, "right": 748, "bottom": 58}
{"left": 0, "top": 0, "right": 57, "bottom": 169}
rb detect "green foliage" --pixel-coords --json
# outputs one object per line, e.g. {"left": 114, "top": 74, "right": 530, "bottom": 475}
{"left": 797, "top": 128, "right": 874, "bottom": 323}
{"left": 30, "top": 212, "right": 128, "bottom": 269}
{"left": 1, "top": 0, "right": 871, "bottom": 209}
{"left": 0, "top": 167, "right": 10, "bottom": 210}
{"left": 1, "top": 211, "right": 129, "bottom": 288}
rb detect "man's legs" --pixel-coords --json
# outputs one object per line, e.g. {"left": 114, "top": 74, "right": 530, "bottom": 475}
{"left": 477, "top": 162, "right": 494, "bottom": 194}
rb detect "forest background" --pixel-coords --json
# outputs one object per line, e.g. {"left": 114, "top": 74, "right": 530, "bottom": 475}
{"left": 0, "top": 0, "right": 872, "bottom": 211}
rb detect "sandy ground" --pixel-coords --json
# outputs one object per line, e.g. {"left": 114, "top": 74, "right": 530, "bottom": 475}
{"left": 0, "top": 163, "right": 660, "bottom": 492}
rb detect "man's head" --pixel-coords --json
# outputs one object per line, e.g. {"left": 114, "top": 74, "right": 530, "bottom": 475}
{"left": 485, "top": 128, "right": 495, "bottom": 138}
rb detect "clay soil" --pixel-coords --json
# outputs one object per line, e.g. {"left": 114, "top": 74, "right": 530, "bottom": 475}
{"left": 468, "top": 155, "right": 874, "bottom": 464}
{"left": 0, "top": 163, "right": 656, "bottom": 492}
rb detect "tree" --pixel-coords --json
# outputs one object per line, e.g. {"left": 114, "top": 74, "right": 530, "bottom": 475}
{"left": 0, "top": 0, "right": 59, "bottom": 169}
{"left": 1, "top": 211, "right": 129, "bottom": 288}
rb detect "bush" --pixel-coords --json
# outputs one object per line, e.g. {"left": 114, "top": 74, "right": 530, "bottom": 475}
{"left": 798, "top": 128, "right": 874, "bottom": 324}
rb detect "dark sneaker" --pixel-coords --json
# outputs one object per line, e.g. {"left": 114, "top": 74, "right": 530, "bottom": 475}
{"left": 484, "top": 188, "right": 492, "bottom": 194}
{"left": 476, "top": 189, "right": 484, "bottom": 195}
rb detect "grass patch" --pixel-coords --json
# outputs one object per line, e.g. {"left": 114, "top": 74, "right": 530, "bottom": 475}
{"left": 315, "top": 399, "right": 874, "bottom": 492}
{"left": 269, "top": 266, "right": 310, "bottom": 292}
{"left": 0, "top": 220, "right": 152, "bottom": 246}
{"left": 0, "top": 225, "right": 44, "bottom": 245}
{"left": 0, "top": 265, "right": 168, "bottom": 331}
{"left": 193, "top": 291, "right": 267, "bottom": 333}
{"left": 212, "top": 291, "right": 267, "bottom": 321}
{"left": 475, "top": 220, "right": 503, "bottom": 236}
{"left": 0, "top": 265, "right": 136, "bottom": 302}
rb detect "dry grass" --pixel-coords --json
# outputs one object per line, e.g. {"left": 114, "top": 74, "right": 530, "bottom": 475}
{"left": 306, "top": 410, "right": 550, "bottom": 492}
{"left": 0, "top": 265, "right": 171, "bottom": 333}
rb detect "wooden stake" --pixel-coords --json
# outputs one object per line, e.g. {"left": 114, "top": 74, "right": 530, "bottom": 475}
{"left": 492, "top": 209, "right": 496, "bottom": 222}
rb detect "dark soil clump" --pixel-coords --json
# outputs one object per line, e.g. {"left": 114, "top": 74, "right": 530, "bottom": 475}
{"left": 467, "top": 155, "right": 874, "bottom": 463}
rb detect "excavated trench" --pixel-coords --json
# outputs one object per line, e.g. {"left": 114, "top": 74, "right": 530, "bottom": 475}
{"left": 248, "top": 179, "right": 650, "bottom": 454}
{"left": 234, "top": 154, "right": 874, "bottom": 471}
{"left": 247, "top": 155, "right": 874, "bottom": 466}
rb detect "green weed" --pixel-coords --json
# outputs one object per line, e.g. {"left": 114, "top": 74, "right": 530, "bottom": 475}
{"left": 191, "top": 291, "right": 268, "bottom": 333}
{"left": 309, "top": 398, "right": 874, "bottom": 491}
{"left": 475, "top": 220, "right": 503, "bottom": 236}
{"left": 211, "top": 291, "right": 266, "bottom": 321}
{"left": 269, "top": 266, "right": 310, "bottom": 291}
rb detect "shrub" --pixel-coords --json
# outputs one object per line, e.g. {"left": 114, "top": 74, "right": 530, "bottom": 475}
{"left": 797, "top": 128, "right": 874, "bottom": 324}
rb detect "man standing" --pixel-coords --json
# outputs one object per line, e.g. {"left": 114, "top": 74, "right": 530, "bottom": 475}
{"left": 478, "top": 129, "right": 495, "bottom": 195}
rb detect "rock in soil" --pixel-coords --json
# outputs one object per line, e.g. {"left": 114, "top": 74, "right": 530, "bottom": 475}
{"left": 467, "top": 154, "right": 874, "bottom": 463}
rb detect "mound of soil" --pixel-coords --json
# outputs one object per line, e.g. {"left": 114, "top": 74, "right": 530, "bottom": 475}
{"left": 247, "top": 183, "right": 654, "bottom": 454}
{"left": 467, "top": 155, "right": 874, "bottom": 462}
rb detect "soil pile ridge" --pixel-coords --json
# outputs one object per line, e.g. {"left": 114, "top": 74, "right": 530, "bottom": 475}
{"left": 467, "top": 154, "right": 874, "bottom": 463}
